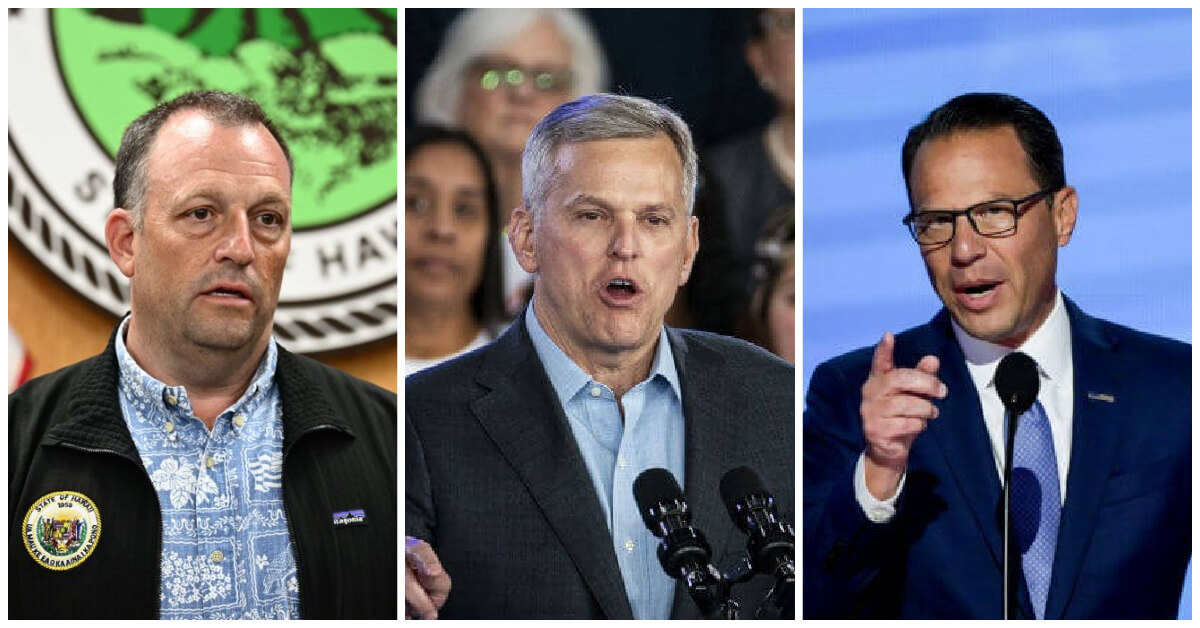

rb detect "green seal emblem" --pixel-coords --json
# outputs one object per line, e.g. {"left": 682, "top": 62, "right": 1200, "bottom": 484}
{"left": 10, "top": 9, "right": 398, "bottom": 352}
{"left": 23, "top": 491, "right": 103, "bottom": 571}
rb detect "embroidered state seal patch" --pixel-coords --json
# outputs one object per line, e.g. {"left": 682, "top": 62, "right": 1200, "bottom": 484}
{"left": 23, "top": 491, "right": 102, "bottom": 571}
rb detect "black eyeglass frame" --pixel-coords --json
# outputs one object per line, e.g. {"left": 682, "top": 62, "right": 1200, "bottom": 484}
{"left": 901, "top": 187, "right": 1057, "bottom": 246}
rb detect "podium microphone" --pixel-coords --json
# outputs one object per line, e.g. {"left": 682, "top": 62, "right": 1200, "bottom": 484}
{"left": 995, "top": 351, "right": 1040, "bottom": 620}
{"left": 719, "top": 467, "right": 794, "bottom": 618}
{"left": 633, "top": 468, "right": 735, "bottom": 618}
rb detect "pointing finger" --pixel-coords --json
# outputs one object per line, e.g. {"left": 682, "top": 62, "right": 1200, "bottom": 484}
{"left": 871, "top": 332, "right": 896, "bottom": 376}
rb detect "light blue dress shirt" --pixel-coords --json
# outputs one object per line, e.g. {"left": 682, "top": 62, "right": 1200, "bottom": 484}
{"left": 115, "top": 318, "right": 300, "bottom": 619}
{"left": 526, "top": 305, "right": 686, "bottom": 620}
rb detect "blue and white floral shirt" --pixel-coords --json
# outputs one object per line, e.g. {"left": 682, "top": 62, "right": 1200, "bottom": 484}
{"left": 115, "top": 318, "right": 300, "bottom": 619}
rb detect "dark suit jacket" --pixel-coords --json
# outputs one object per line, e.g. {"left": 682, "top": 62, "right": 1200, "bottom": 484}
{"left": 803, "top": 297, "right": 1190, "bottom": 619}
{"left": 407, "top": 315, "right": 794, "bottom": 619}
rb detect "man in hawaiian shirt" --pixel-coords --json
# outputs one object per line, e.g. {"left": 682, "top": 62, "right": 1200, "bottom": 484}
{"left": 10, "top": 91, "right": 396, "bottom": 619}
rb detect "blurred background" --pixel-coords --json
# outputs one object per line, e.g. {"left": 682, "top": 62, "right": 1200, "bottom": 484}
{"left": 405, "top": 8, "right": 797, "bottom": 374}
{"left": 9, "top": 8, "right": 398, "bottom": 391}
{"left": 802, "top": 8, "right": 1190, "bottom": 390}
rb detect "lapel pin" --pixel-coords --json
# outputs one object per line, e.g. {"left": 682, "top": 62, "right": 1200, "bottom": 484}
{"left": 1086, "top": 392, "right": 1115, "bottom": 403}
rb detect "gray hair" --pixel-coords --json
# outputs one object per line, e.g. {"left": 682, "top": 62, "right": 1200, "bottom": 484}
{"left": 415, "top": 8, "right": 608, "bottom": 127}
{"left": 521, "top": 94, "right": 699, "bottom": 216}
{"left": 114, "top": 90, "right": 293, "bottom": 230}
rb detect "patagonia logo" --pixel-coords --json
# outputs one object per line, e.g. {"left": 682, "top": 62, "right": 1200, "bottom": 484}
{"left": 332, "top": 509, "right": 367, "bottom": 528}
{"left": 1086, "top": 392, "right": 1116, "bottom": 403}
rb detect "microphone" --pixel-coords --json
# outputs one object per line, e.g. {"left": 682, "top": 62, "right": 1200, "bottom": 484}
{"left": 719, "top": 467, "right": 794, "bottom": 618}
{"left": 633, "top": 468, "right": 731, "bottom": 618}
{"left": 994, "top": 351, "right": 1040, "bottom": 620}
{"left": 995, "top": 351, "right": 1039, "bottom": 415}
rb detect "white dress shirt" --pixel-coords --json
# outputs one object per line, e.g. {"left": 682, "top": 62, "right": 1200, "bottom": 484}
{"left": 856, "top": 291, "right": 1074, "bottom": 521}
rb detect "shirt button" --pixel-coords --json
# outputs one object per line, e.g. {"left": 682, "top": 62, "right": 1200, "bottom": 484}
{"left": 210, "top": 550, "right": 224, "bottom": 563}
{"left": 233, "top": 414, "right": 246, "bottom": 428}
{"left": 165, "top": 394, "right": 178, "bottom": 406}
{"left": 617, "top": 457, "right": 629, "bottom": 469}
{"left": 624, "top": 539, "right": 636, "bottom": 552}
{"left": 164, "top": 421, "right": 175, "bottom": 433}
{"left": 205, "top": 456, "right": 216, "bottom": 469}
{"left": 590, "top": 387, "right": 602, "bottom": 397}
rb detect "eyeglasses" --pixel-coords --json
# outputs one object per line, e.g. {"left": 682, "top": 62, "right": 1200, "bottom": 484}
{"left": 469, "top": 59, "right": 573, "bottom": 94}
{"left": 901, "top": 188, "right": 1056, "bottom": 246}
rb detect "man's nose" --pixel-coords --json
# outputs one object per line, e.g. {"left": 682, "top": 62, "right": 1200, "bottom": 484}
{"left": 609, "top": 216, "right": 641, "bottom": 261}
{"left": 949, "top": 214, "right": 985, "bottom": 265}
{"left": 215, "top": 213, "right": 255, "bottom": 265}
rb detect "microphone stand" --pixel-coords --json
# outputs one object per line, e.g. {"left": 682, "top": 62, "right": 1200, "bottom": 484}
{"left": 1002, "top": 406, "right": 1019, "bottom": 620}
{"left": 762, "top": 568, "right": 794, "bottom": 619}
{"left": 995, "top": 351, "right": 1039, "bottom": 620}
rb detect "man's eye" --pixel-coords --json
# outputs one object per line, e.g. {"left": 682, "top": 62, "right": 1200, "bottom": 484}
{"left": 191, "top": 208, "right": 212, "bottom": 220}
{"left": 647, "top": 215, "right": 670, "bottom": 226}
{"left": 579, "top": 211, "right": 602, "bottom": 220}
{"left": 258, "top": 213, "right": 280, "bottom": 226}
{"left": 976, "top": 204, "right": 1010, "bottom": 216}
{"left": 915, "top": 213, "right": 950, "bottom": 229}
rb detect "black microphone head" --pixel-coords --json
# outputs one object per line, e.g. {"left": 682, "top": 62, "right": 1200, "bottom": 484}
{"left": 719, "top": 466, "right": 765, "bottom": 521}
{"left": 995, "top": 351, "right": 1040, "bottom": 415}
{"left": 633, "top": 468, "right": 686, "bottom": 532}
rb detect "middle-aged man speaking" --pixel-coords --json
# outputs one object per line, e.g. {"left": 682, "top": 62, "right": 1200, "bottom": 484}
{"left": 406, "top": 94, "right": 795, "bottom": 619}
{"left": 9, "top": 91, "right": 396, "bottom": 619}
{"left": 803, "top": 93, "right": 1190, "bottom": 619}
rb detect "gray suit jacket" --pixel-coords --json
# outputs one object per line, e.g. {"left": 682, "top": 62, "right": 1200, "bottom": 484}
{"left": 406, "top": 313, "right": 794, "bottom": 619}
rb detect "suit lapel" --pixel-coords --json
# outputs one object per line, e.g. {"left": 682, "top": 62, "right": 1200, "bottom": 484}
{"left": 918, "top": 313, "right": 1006, "bottom": 571}
{"left": 469, "top": 317, "right": 634, "bottom": 619}
{"left": 1043, "top": 299, "right": 1124, "bottom": 619}
{"left": 667, "top": 329, "right": 746, "bottom": 618}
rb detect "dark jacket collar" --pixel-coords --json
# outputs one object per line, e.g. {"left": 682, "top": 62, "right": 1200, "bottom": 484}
{"left": 470, "top": 311, "right": 753, "bottom": 619}
{"left": 915, "top": 296, "right": 1123, "bottom": 619}
{"left": 46, "top": 323, "right": 354, "bottom": 460}
{"left": 470, "top": 312, "right": 635, "bottom": 618}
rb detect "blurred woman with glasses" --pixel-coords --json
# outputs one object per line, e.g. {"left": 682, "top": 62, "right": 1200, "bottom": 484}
{"left": 416, "top": 9, "right": 609, "bottom": 315}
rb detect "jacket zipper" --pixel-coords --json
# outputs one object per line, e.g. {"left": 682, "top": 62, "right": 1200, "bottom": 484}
{"left": 280, "top": 423, "right": 342, "bottom": 619}
{"left": 57, "top": 441, "right": 165, "bottom": 616}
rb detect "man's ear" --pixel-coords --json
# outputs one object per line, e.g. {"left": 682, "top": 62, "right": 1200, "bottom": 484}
{"left": 1053, "top": 185, "right": 1078, "bottom": 247}
{"left": 105, "top": 208, "right": 137, "bottom": 278}
{"left": 679, "top": 215, "right": 699, "bottom": 285}
{"left": 508, "top": 205, "right": 540, "bottom": 273}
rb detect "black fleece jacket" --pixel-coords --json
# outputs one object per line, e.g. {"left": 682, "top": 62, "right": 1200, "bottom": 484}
{"left": 9, "top": 328, "right": 396, "bottom": 618}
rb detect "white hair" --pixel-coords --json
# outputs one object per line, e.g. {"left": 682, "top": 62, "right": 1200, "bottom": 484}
{"left": 522, "top": 94, "right": 699, "bottom": 217}
{"left": 415, "top": 8, "right": 609, "bottom": 127}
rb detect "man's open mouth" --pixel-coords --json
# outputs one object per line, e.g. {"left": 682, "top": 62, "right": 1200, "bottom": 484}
{"left": 605, "top": 278, "right": 639, "bottom": 297}
{"left": 961, "top": 282, "right": 999, "bottom": 297}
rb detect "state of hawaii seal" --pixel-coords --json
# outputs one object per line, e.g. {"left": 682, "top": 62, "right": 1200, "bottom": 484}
{"left": 9, "top": 8, "right": 398, "bottom": 353}
{"left": 23, "top": 491, "right": 102, "bottom": 571}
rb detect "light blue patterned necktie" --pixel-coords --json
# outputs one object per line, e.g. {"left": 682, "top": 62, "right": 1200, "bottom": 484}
{"left": 1010, "top": 399, "right": 1060, "bottom": 619}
